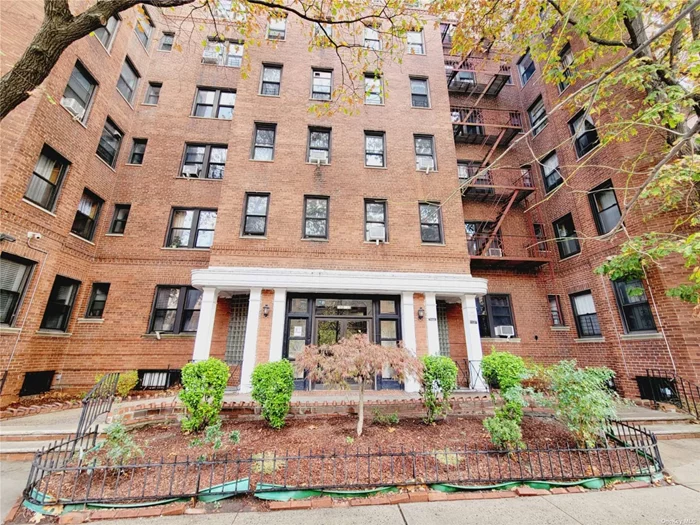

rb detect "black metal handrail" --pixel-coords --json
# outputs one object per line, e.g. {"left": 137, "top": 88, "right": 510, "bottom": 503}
{"left": 75, "top": 373, "right": 119, "bottom": 437}
{"left": 640, "top": 369, "right": 699, "bottom": 419}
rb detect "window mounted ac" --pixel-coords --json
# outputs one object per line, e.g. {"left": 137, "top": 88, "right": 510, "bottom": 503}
{"left": 487, "top": 247, "right": 503, "bottom": 257}
{"left": 181, "top": 165, "right": 201, "bottom": 178}
{"left": 202, "top": 49, "right": 221, "bottom": 64}
{"left": 62, "top": 98, "right": 85, "bottom": 119}
{"left": 495, "top": 325, "right": 515, "bottom": 338}
{"left": 368, "top": 224, "right": 386, "bottom": 242}
{"left": 309, "top": 150, "right": 328, "bottom": 164}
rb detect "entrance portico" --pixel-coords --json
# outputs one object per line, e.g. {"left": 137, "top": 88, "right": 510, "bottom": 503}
{"left": 191, "top": 267, "right": 488, "bottom": 393}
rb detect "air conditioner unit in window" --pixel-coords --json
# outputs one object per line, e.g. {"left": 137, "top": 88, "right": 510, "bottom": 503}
{"left": 181, "top": 165, "right": 200, "bottom": 178}
{"left": 202, "top": 49, "right": 221, "bottom": 64}
{"left": 308, "top": 150, "right": 329, "bottom": 164}
{"left": 61, "top": 98, "right": 85, "bottom": 119}
{"left": 487, "top": 247, "right": 503, "bottom": 257}
{"left": 495, "top": 325, "right": 515, "bottom": 338}
{"left": 368, "top": 224, "right": 386, "bottom": 242}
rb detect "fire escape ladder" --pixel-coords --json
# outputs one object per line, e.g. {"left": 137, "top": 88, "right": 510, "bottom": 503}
{"left": 480, "top": 191, "right": 518, "bottom": 255}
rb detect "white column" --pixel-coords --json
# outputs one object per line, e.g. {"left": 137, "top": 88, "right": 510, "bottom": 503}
{"left": 192, "top": 287, "right": 219, "bottom": 361}
{"left": 268, "top": 288, "right": 287, "bottom": 362}
{"left": 425, "top": 292, "right": 440, "bottom": 356}
{"left": 401, "top": 292, "right": 420, "bottom": 393}
{"left": 462, "top": 293, "right": 488, "bottom": 391}
{"left": 239, "top": 287, "right": 262, "bottom": 394}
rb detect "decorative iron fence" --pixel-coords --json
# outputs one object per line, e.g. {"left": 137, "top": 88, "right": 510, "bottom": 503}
{"left": 75, "top": 373, "right": 119, "bottom": 437}
{"left": 638, "top": 369, "right": 699, "bottom": 419}
{"left": 23, "top": 420, "right": 662, "bottom": 506}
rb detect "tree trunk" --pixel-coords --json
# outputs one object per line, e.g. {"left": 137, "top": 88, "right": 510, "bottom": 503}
{"left": 357, "top": 382, "right": 365, "bottom": 437}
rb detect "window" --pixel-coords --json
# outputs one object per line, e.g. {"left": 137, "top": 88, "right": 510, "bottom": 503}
{"left": 613, "top": 280, "right": 657, "bottom": 333}
{"left": 94, "top": 15, "right": 119, "bottom": 50}
{"left": 159, "top": 32, "right": 174, "bottom": 51}
{"left": 570, "top": 291, "right": 601, "bottom": 337}
{"left": 134, "top": 9, "right": 154, "bottom": 48}
{"left": 414, "top": 135, "right": 436, "bottom": 170}
{"left": 149, "top": 286, "right": 202, "bottom": 333}
{"left": 0, "top": 253, "right": 35, "bottom": 326}
{"left": 365, "top": 199, "right": 387, "bottom": 241}
{"left": 540, "top": 151, "right": 562, "bottom": 193}
{"left": 260, "top": 64, "right": 282, "bottom": 96}
{"left": 144, "top": 82, "right": 161, "bottom": 104}
{"left": 364, "top": 131, "right": 385, "bottom": 167}
{"left": 242, "top": 193, "right": 269, "bottom": 236}
{"left": 71, "top": 189, "right": 103, "bottom": 241}
{"left": 517, "top": 51, "right": 535, "bottom": 85}
{"left": 311, "top": 69, "right": 332, "bottom": 100}
{"left": 267, "top": 17, "right": 287, "bottom": 40}
{"left": 166, "top": 208, "right": 217, "bottom": 248}
{"left": 407, "top": 30, "right": 424, "bottom": 54}
{"left": 569, "top": 110, "right": 600, "bottom": 158}
{"left": 552, "top": 213, "right": 580, "bottom": 259}
{"left": 192, "top": 88, "right": 236, "bottom": 119}
{"left": 419, "top": 203, "right": 442, "bottom": 243}
{"left": 528, "top": 96, "right": 547, "bottom": 135}
{"left": 128, "top": 138, "right": 147, "bottom": 164}
{"left": 86, "top": 283, "right": 110, "bottom": 318}
{"left": 117, "top": 58, "right": 139, "bottom": 103}
{"left": 475, "top": 294, "right": 515, "bottom": 338}
{"left": 364, "top": 26, "right": 381, "bottom": 50}
{"left": 548, "top": 295, "right": 564, "bottom": 326}
{"left": 364, "top": 74, "right": 383, "bottom": 104}
{"left": 61, "top": 61, "right": 97, "bottom": 121}
{"left": 558, "top": 44, "right": 573, "bottom": 92}
{"left": 303, "top": 196, "right": 329, "bottom": 239}
{"left": 202, "top": 39, "right": 244, "bottom": 67}
{"left": 25, "top": 145, "right": 69, "bottom": 211}
{"left": 307, "top": 128, "right": 331, "bottom": 163}
{"left": 109, "top": 204, "right": 130, "bottom": 234}
{"left": 40, "top": 276, "right": 80, "bottom": 331}
{"left": 96, "top": 118, "right": 123, "bottom": 167}
{"left": 252, "top": 123, "right": 276, "bottom": 160}
{"left": 589, "top": 180, "right": 621, "bottom": 234}
{"left": 410, "top": 77, "right": 429, "bottom": 108}
{"left": 181, "top": 144, "right": 228, "bottom": 179}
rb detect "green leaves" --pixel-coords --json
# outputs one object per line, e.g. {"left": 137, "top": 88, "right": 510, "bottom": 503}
{"left": 420, "top": 355, "right": 458, "bottom": 423}
{"left": 179, "top": 358, "right": 230, "bottom": 433}
{"left": 251, "top": 360, "right": 295, "bottom": 429}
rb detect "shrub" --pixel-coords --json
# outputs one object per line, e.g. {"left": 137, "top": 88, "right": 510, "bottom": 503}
{"left": 420, "top": 355, "right": 458, "bottom": 424}
{"left": 483, "top": 415, "right": 524, "bottom": 449}
{"left": 179, "top": 358, "right": 229, "bottom": 433}
{"left": 372, "top": 409, "right": 399, "bottom": 426}
{"left": 251, "top": 360, "right": 295, "bottom": 430}
{"left": 95, "top": 370, "right": 139, "bottom": 398}
{"left": 481, "top": 351, "right": 527, "bottom": 390}
{"left": 94, "top": 420, "right": 143, "bottom": 464}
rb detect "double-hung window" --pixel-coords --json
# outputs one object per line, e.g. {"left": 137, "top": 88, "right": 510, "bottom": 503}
{"left": 552, "top": 213, "right": 580, "bottom": 259}
{"left": 364, "top": 26, "right": 381, "bottom": 50}
{"left": 242, "top": 193, "right": 270, "bottom": 236}
{"left": 364, "top": 131, "right": 385, "bottom": 167}
{"left": 117, "top": 58, "right": 140, "bottom": 103}
{"left": 86, "top": 283, "right": 110, "bottom": 318}
{"left": 613, "top": 280, "right": 657, "bottom": 333}
{"left": 181, "top": 144, "right": 227, "bottom": 179}
{"left": 518, "top": 51, "right": 535, "bottom": 85}
{"left": 588, "top": 180, "right": 621, "bottom": 234}
{"left": 71, "top": 189, "right": 103, "bottom": 241}
{"left": 166, "top": 208, "right": 217, "bottom": 248}
{"left": 252, "top": 124, "right": 276, "bottom": 160}
{"left": 548, "top": 295, "right": 564, "bottom": 326}
{"left": 193, "top": 88, "right": 236, "bottom": 119}
{"left": 149, "top": 286, "right": 202, "bottom": 333}
{"left": 267, "top": 17, "right": 287, "bottom": 40}
{"left": 475, "top": 294, "right": 515, "bottom": 337}
{"left": 0, "top": 253, "right": 35, "bottom": 326}
{"left": 569, "top": 110, "right": 600, "bottom": 158}
{"left": 303, "top": 197, "right": 329, "bottom": 239}
{"left": 134, "top": 9, "right": 154, "bottom": 48}
{"left": 558, "top": 44, "right": 574, "bottom": 92}
{"left": 61, "top": 61, "right": 97, "bottom": 121}
{"left": 364, "top": 74, "right": 383, "bottom": 104}
{"left": 540, "top": 151, "right": 562, "bottom": 193}
{"left": 528, "top": 96, "right": 547, "bottom": 136}
{"left": 109, "top": 204, "right": 130, "bottom": 234}
{"left": 311, "top": 69, "right": 332, "bottom": 100}
{"left": 307, "top": 128, "right": 331, "bottom": 163}
{"left": 570, "top": 291, "right": 601, "bottom": 337}
{"left": 25, "top": 145, "right": 69, "bottom": 211}
{"left": 129, "top": 139, "right": 147, "bottom": 164}
{"left": 419, "top": 203, "right": 442, "bottom": 243}
{"left": 407, "top": 30, "right": 424, "bottom": 54}
{"left": 40, "top": 276, "right": 80, "bottom": 331}
{"left": 96, "top": 118, "right": 123, "bottom": 167}
{"left": 414, "top": 135, "right": 436, "bottom": 170}
{"left": 365, "top": 199, "right": 387, "bottom": 242}
{"left": 410, "top": 77, "right": 429, "bottom": 108}
{"left": 159, "top": 32, "right": 174, "bottom": 51}
{"left": 94, "top": 15, "right": 119, "bottom": 50}
{"left": 260, "top": 64, "right": 282, "bottom": 95}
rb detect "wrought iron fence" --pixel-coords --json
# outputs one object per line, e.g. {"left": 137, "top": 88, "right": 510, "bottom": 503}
{"left": 75, "top": 373, "right": 119, "bottom": 437}
{"left": 24, "top": 420, "right": 661, "bottom": 506}
{"left": 638, "top": 369, "right": 699, "bottom": 419}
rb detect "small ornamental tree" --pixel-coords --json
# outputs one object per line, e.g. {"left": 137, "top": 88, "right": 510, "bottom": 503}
{"left": 295, "top": 334, "right": 423, "bottom": 436}
{"left": 179, "top": 358, "right": 229, "bottom": 433}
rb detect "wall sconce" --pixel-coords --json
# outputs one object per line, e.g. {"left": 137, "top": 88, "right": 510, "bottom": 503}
{"left": 417, "top": 307, "right": 425, "bottom": 320}
{"left": 262, "top": 304, "right": 270, "bottom": 317}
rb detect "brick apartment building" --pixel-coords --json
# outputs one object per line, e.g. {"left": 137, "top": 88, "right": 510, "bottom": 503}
{"left": 1, "top": 1, "right": 698, "bottom": 406}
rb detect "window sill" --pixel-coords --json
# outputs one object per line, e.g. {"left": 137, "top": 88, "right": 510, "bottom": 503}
{"left": 77, "top": 318, "right": 104, "bottom": 324}
{"left": 22, "top": 198, "right": 57, "bottom": 217}
{"left": 559, "top": 252, "right": 582, "bottom": 262}
{"left": 60, "top": 104, "right": 89, "bottom": 128}
{"left": 116, "top": 90, "right": 136, "bottom": 110}
{"left": 68, "top": 232, "right": 96, "bottom": 245}
{"left": 481, "top": 337, "right": 521, "bottom": 343}
{"left": 161, "top": 247, "right": 211, "bottom": 251}
{"left": 0, "top": 326, "right": 22, "bottom": 334}
{"left": 142, "top": 332, "right": 196, "bottom": 339}
{"left": 620, "top": 332, "right": 662, "bottom": 341}
{"left": 105, "top": 233, "right": 124, "bottom": 237}
{"left": 301, "top": 238, "right": 329, "bottom": 242}
{"left": 95, "top": 154, "right": 118, "bottom": 172}
{"left": 574, "top": 337, "right": 605, "bottom": 343}
{"left": 550, "top": 325, "right": 571, "bottom": 331}
{"left": 35, "top": 330, "right": 72, "bottom": 337}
